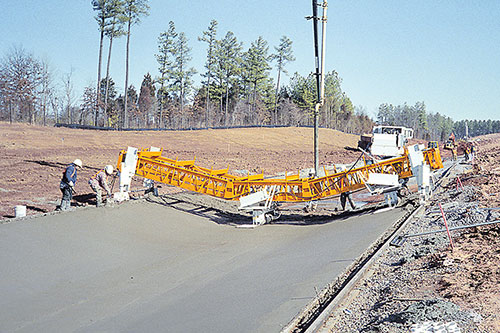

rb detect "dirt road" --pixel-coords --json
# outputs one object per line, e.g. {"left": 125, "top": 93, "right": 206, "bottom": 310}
{"left": 0, "top": 200, "right": 407, "bottom": 332}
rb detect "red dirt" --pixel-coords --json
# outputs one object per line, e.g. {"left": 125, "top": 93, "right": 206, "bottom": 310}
{"left": 440, "top": 226, "right": 500, "bottom": 331}
{"left": 460, "top": 133, "right": 500, "bottom": 208}
{"left": 0, "top": 122, "right": 360, "bottom": 218}
{"left": 420, "top": 134, "right": 500, "bottom": 332}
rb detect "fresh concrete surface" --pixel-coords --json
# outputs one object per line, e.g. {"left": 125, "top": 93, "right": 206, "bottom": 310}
{"left": 0, "top": 200, "right": 406, "bottom": 333}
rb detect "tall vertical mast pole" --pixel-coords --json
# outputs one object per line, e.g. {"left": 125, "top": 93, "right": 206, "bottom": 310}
{"left": 311, "top": 1, "right": 321, "bottom": 100}
{"left": 311, "top": 0, "right": 321, "bottom": 176}
{"left": 320, "top": 1, "right": 328, "bottom": 104}
{"left": 311, "top": 0, "right": 327, "bottom": 177}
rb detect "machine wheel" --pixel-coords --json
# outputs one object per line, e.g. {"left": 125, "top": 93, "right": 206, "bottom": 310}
{"left": 397, "top": 186, "right": 410, "bottom": 198}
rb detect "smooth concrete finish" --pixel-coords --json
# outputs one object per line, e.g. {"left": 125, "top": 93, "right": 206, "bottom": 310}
{"left": 0, "top": 201, "right": 406, "bottom": 333}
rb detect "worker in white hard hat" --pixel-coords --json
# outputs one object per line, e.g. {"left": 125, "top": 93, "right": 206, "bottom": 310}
{"left": 58, "top": 159, "right": 82, "bottom": 211}
{"left": 88, "top": 165, "right": 114, "bottom": 207}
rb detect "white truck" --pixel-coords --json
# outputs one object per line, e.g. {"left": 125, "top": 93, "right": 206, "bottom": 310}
{"left": 359, "top": 125, "right": 414, "bottom": 157}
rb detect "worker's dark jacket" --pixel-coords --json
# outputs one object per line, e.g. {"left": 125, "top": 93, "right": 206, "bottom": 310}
{"left": 60, "top": 163, "right": 78, "bottom": 188}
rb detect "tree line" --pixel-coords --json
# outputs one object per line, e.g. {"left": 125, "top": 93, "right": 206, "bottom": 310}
{"left": 0, "top": 1, "right": 373, "bottom": 134}
{"left": 453, "top": 119, "right": 500, "bottom": 138}
{"left": 3, "top": 1, "right": 495, "bottom": 138}
{"left": 377, "top": 102, "right": 500, "bottom": 140}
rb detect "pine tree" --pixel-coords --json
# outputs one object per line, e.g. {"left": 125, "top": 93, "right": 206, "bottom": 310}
{"left": 138, "top": 73, "right": 156, "bottom": 127}
{"left": 270, "top": 36, "right": 295, "bottom": 125}
{"left": 171, "top": 32, "right": 196, "bottom": 128}
{"left": 122, "top": 0, "right": 149, "bottom": 128}
{"left": 323, "top": 71, "right": 346, "bottom": 128}
{"left": 92, "top": 0, "right": 112, "bottom": 126}
{"left": 80, "top": 85, "right": 98, "bottom": 125}
{"left": 198, "top": 19, "right": 218, "bottom": 128}
{"left": 242, "top": 36, "right": 271, "bottom": 122}
{"left": 125, "top": 85, "right": 139, "bottom": 126}
{"left": 103, "top": 0, "right": 125, "bottom": 126}
{"left": 290, "top": 72, "right": 316, "bottom": 124}
{"left": 99, "top": 77, "right": 117, "bottom": 126}
{"left": 214, "top": 31, "right": 242, "bottom": 127}
{"left": 156, "top": 21, "right": 177, "bottom": 127}
{"left": 415, "top": 101, "right": 428, "bottom": 138}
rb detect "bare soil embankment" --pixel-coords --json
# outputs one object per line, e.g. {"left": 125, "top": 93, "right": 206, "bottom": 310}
{"left": 0, "top": 122, "right": 359, "bottom": 218}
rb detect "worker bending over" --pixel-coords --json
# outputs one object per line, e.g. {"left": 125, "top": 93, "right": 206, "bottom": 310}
{"left": 89, "top": 165, "right": 114, "bottom": 207}
{"left": 59, "top": 159, "right": 82, "bottom": 211}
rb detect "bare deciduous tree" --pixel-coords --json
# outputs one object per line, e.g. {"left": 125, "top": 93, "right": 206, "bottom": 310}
{"left": 0, "top": 46, "right": 43, "bottom": 124}
{"left": 62, "top": 69, "right": 76, "bottom": 124}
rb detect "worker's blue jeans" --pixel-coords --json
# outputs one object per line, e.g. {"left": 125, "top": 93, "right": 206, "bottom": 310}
{"left": 60, "top": 182, "right": 73, "bottom": 201}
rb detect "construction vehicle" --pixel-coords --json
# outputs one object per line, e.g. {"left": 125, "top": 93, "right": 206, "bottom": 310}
{"left": 444, "top": 132, "right": 456, "bottom": 150}
{"left": 443, "top": 133, "right": 457, "bottom": 160}
{"left": 114, "top": 138, "right": 443, "bottom": 225}
{"left": 358, "top": 125, "right": 414, "bottom": 157}
{"left": 444, "top": 140, "right": 455, "bottom": 150}
{"left": 357, "top": 133, "right": 373, "bottom": 151}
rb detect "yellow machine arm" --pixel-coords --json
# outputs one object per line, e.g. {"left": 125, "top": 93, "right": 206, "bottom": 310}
{"left": 117, "top": 146, "right": 443, "bottom": 203}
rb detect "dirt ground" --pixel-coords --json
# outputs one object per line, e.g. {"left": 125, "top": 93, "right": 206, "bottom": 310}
{"left": 463, "top": 133, "right": 500, "bottom": 207}
{"left": 324, "top": 135, "right": 500, "bottom": 332}
{"left": 0, "top": 122, "right": 359, "bottom": 219}
{"left": 3, "top": 122, "right": 500, "bottom": 331}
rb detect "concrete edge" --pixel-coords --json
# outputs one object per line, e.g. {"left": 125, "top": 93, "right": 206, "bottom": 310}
{"left": 306, "top": 204, "right": 425, "bottom": 332}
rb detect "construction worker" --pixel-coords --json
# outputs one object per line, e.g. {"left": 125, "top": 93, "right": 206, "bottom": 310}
{"left": 452, "top": 143, "right": 458, "bottom": 161}
{"left": 89, "top": 165, "right": 114, "bottom": 207}
{"left": 58, "top": 159, "right": 82, "bottom": 211}
{"left": 340, "top": 191, "right": 356, "bottom": 211}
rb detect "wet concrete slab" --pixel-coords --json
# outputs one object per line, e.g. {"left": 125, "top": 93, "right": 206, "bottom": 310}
{"left": 0, "top": 200, "right": 407, "bottom": 333}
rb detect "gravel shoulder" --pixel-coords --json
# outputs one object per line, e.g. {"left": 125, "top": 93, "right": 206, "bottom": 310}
{"left": 320, "top": 141, "right": 500, "bottom": 332}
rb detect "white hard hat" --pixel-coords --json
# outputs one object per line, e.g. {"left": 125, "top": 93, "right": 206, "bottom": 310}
{"left": 105, "top": 165, "right": 113, "bottom": 175}
{"left": 73, "top": 159, "right": 82, "bottom": 168}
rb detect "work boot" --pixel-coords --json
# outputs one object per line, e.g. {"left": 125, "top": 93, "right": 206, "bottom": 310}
{"left": 61, "top": 200, "right": 75, "bottom": 211}
{"left": 60, "top": 199, "right": 68, "bottom": 211}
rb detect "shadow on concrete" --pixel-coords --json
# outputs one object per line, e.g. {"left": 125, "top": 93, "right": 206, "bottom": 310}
{"left": 273, "top": 205, "right": 386, "bottom": 226}
{"left": 73, "top": 193, "right": 96, "bottom": 206}
{"left": 144, "top": 194, "right": 392, "bottom": 227}
{"left": 145, "top": 195, "right": 246, "bottom": 226}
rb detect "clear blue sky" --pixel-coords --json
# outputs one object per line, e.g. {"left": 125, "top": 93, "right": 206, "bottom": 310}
{"left": 2, "top": 0, "right": 499, "bottom": 121}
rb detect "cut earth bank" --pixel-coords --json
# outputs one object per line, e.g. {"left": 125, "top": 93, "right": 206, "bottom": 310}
{"left": 0, "top": 122, "right": 359, "bottom": 218}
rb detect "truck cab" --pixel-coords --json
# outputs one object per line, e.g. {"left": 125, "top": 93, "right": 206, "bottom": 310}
{"left": 370, "top": 125, "right": 414, "bottom": 157}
